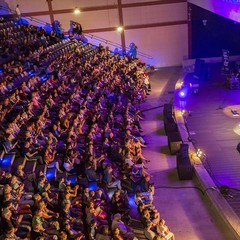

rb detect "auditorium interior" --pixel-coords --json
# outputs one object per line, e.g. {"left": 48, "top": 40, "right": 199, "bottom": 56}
{"left": 0, "top": 0, "right": 240, "bottom": 239}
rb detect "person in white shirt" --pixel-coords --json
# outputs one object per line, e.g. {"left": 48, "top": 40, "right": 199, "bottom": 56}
{"left": 15, "top": 4, "right": 21, "bottom": 22}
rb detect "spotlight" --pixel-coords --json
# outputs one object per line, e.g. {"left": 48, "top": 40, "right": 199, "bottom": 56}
{"left": 117, "top": 26, "right": 123, "bottom": 32}
{"left": 178, "top": 87, "right": 188, "bottom": 99}
{"left": 74, "top": 7, "right": 80, "bottom": 14}
{"left": 181, "top": 109, "right": 186, "bottom": 115}
{"left": 196, "top": 148, "right": 203, "bottom": 158}
{"left": 176, "top": 81, "right": 183, "bottom": 88}
{"left": 180, "top": 91, "right": 185, "bottom": 97}
{"left": 179, "top": 90, "right": 186, "bottom": 98}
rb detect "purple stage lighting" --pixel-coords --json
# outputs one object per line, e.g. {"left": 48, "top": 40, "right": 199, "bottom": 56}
{"left": 178, "top": 88, "right": 187, "bottom": 98}
{"left": 179, "top": 91, "right": 185, "bottom": 97}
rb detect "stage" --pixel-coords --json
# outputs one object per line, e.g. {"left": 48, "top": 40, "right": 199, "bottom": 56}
{"left": 140, "top": 65, "right": 238, "bottom": 240}
{"left": 180, "top": 63, "right": 240, "bottom": 218}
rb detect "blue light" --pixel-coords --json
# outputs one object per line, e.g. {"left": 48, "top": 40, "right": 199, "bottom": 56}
{"left": 88, "top": 181, "right": 98, "bottom": 191}
{"left": 178, "top": 87, "right": 188, "bottom": 99}
{"left": 128, "top": 194, "right": 136, "bottom": 207}
{"left": 1, "top": 155, "right": 13, "bottom": 168}
{"left": 29, "top": 72, "right": 36, "bottom": 76}
{"left": 46, "top": 168, "right": 56, "bottom": 181}
{"left": 41, "top": 75, "right": 49, "bottom": 82}
{"left": 67, "top": 175, "right": 77, "bottom": 184}
{"left": 179, "top": 91, "right": 185, "bottom": 97}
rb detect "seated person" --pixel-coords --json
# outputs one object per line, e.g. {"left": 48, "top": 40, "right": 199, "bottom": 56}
{"left": 4, "top": 133, "right": 18, "bottom": 153}
{"left": 110, "top": 190, "right": 130, "bottom": 216}
{"left": 95, "top": 226, "right": 111, "bottom": 240}
{"left": 111, "top": 213, "right": 135, "bottom": 240}
{"left": 141, "top": 208, "right": 160, "bottom": 228}
{"left": 157, "top": 219, "right": 175, "bottom": 240}
{"left": 31, "top": 222, "right": 46, "bottom": 240}
{"left": 103, "top": 164, "right": 121, "bottom": 189}
{"left": 144, "top": 220, "right": 156, "bottom": 240}
{"left": 135, "top": 190, "right": 152, "bottom": 206}
{"left": 22, "top": 138, "right": 43, "bottom": 164}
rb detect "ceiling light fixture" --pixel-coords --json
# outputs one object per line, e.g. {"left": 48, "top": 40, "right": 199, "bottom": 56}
{"left": 117, "top": 26, "right": 123, "bottom": 32}
{"left": 74, "top": 7, "right": 80, "bottom": 15}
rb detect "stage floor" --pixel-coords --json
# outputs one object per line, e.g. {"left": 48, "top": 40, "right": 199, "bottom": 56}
{"left": 183, "top": 63, "right": 240, "bottom": 217}
{"left": 140, "top": 65, "right": 238, "bottom": 240}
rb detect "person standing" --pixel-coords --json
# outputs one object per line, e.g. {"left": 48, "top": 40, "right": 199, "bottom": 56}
{"left": 15, "top": 4, "right": 21, "bottom": 22}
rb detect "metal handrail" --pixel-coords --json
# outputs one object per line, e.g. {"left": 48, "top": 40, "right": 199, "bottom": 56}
{"left": 83, "top": 32, "right": 153, "bottom": 59}
{"left": 0, "top": 4, "right": 153, "bottom": 60}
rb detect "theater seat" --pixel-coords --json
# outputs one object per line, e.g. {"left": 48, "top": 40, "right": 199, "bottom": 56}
{"left": 35, "top": 164, "right": 47, "bottom": 175}
{"left": 24, "top": 159, "right": 37, "bottom": 174}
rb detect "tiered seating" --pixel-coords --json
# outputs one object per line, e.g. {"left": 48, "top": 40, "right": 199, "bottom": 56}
{"left": 0, "top": 19, "right": 174, "bottom": 240}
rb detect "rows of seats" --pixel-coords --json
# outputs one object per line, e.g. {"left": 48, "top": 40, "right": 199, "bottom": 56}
{"left": 0, "top": 18, "right": 173, "bottom": 240}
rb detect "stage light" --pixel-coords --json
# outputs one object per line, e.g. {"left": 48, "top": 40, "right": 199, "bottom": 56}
{"left": 178, "top": 86, "right": 188, "bottom": 99}
{"left": 196, "top": 149, "right": 203, "bottom": 158}
{"left": 179, "top": 90, "right": 186, "bottom": 98}
{"left": 181, "top": 109, "right": 186, "bottom": 115}
{"left": 176, "top": 81, "right": 183, "bottom": 88}
{"left": 180, "top": 91, "right": 185, "bottom": 96}
{"left": 117, "top": 26, "right": 123, "bottom": 32}
{"left": 74, "top": 7, "right": 80, "bottom": 14}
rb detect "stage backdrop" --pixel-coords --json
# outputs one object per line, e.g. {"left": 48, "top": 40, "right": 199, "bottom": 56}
{"left": 190, "top": 3, "right": 240, "bottom": 58}
{"left": 189, "top": 0, "right": 240, "bottom": 23}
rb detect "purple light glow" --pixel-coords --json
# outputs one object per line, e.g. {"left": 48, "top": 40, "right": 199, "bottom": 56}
{"left": 178, "top": 88, "right": 188, "bottom": 98}
{"left": 179, "top": 91, "right": 185, "bottom": 97}
{"left": 189, "top": 0, "right": 240, "bottom": 23}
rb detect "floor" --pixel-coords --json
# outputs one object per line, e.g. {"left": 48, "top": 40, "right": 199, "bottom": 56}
{"left": 140, "top": 66, "right": 238, "bottom": 240}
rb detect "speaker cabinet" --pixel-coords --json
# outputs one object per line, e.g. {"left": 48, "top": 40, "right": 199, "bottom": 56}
{"left": 194, "top": 59, "right": 208, "bottom": 80}
{"left": 176, "top": 153, "right": 193, "bottom": 180}
{"left": 163, "top": 104, "right": 173, "bottom": 122}
{"left": 168, "top": 131, "right": 182, "bottom": 155}
{"left": 164, "top": 120, "right": 178, "bottom": 136}
{"left": 163, "top": 104, "right": 173, "bottom": 115}
{"left": 194, "top": 59, "right": 205, "bottom": 77}
{"left": 180, "top": 144, "right": 189, "bottom": 158}
{"left": 237, "top": 143, "right": 240, "bottom": 153}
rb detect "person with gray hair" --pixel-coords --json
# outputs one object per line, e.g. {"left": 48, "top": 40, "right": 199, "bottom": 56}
{"left": 111, "top": 213, "right": 136, "bottom": 240}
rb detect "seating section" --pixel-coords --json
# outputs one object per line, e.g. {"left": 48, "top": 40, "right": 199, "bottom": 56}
{"left": 0, "top": 18, "right": 174, "bottom": 240}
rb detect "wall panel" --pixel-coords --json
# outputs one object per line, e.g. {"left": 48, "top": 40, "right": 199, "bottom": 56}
{"left": 123, "top": 3, "right": 187, "bottom": 25}
{"left": 4, "top": 0, "right": 49, "bottom": 13}
{"left": 52, "top": 0, "right": 117, "bottom": 11}
{"left": 84, "top": 31, "right": 122, "bottom": 50}
{"left": 27, "top": 15, "right": 51, "bottom": 28}
{"left": 54, "top": 9, "right": 119, "bottom": 33}
{"left": 124, "top": 25, "right": 188, "bottom": 67}
{"left": 0, "top": 0, "right": 189, "bottom": 67}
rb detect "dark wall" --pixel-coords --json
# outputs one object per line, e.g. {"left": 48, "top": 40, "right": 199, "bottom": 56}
{"left": 190, "top": 3, "right": 240, "bottom": 58}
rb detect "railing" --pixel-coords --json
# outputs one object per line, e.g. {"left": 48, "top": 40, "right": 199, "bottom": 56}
{"left": 0, "top": 4, "right": 153, "bottom": 60}
{"left": 84, "top": 32, "right": 153, "bottom": 60}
